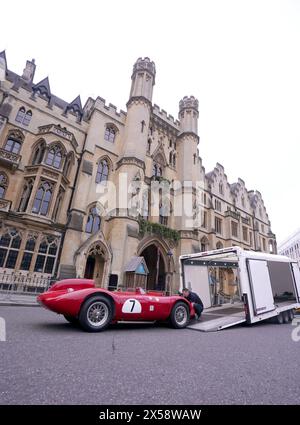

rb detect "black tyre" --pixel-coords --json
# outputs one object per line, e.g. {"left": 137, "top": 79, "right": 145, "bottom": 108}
{"left": 63, "top": 315, "right": 78, "bottom": 324}
{"left": 283, "top": 311, "right": 290, "bottom": 324}
{"left": 288, "top": 309, "right": 295, "bottom": 321}
{"left": 170, "top": 302, "right": 190, "bottom": 329}
{"left": 275, "top": 312, "right": 284, "bottom": 324}
{"left": 79, "top": 296, "right": 113, "bottom": 332}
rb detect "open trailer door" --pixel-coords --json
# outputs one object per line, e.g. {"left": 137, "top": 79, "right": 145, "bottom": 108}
{"left": 247, "top": 259, "right": 275, "bottom": 315}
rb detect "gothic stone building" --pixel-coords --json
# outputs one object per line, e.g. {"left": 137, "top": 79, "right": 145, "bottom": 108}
{"left": 0, "top": 52, "right": 277, "bottom": 292}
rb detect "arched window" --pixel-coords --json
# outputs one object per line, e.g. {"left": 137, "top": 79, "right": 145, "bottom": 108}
{"left": 169, "top": 152, "right": 173, "bottom": 165}
{"left": 219, "top": 182, "right": 224, "bottom": 195}
{"left": 20, "top": 235, "right": 37, "bottom": 271}
{"left": 147, "top": 139, "right": 152, "bottom": 154}
{"left": 86, "top": 206, "right": 101, "bottom": 234}
{"left": 173, "top": 154, "right": 176, "bottom": 168}
{"left": 53, "top": 188, "right": 64, "bottom": 221}
{"left": 15, "top": 107, "right": 26, "bottom": 123}
{"left": 104, "top": 125, "right": 116, "bottom": 143}
{"left": 18, "top": 179, "right": 34, "bottom": 212}
{"left": 15, "top": 107, "right": 32, "bottom": 126}
{"left": 34, "top": 236, "right": 58, "bottom": 274}
{"left": 31, "top": 141, "right": 46, "bottom": 165}
{"left": 216, "top": 241, "right": 224, "bottom": 250}
{"left": 141, "top": 190, "right": 149, "bottom": 220}
{"left": 23, "top": 110, "right": 32, "bottom": 126}
{"left": 159, "top": 205, "right": 168, "bottom": 226}
{"left": 45, "top": 145, "right": 63, "bottom": 169}
{"left": 152, "top": 163, "right": 162, "bottom": 177}
{"left": 32, "top": 181, "right": 52, "bottom": 216}
{"left": 200, "top": 236, "right": 209, "bottom": 252}
{"left": 0, "top": 229, "right": 22, "bottom": 269}
{"left": 95, "top": 159, "right": 109, "bottom": 183}
{"left": 4, "top": 137, "right": 22, "bottom": 154}
{"left": 241, "top": 196, "right": 245, "bottom": 208}
{"left": 159, "top": 199, "right": 171, "bottom": 226}
{"left": 63, "top": 153, "right": 73, "bottom": 178}
{"left": 0, "top": 173, "right": 8, "bottom": 199}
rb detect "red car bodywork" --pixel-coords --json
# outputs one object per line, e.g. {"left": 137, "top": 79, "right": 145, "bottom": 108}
{"left": 37, "top": 279, "right": 195, "bottom": 324}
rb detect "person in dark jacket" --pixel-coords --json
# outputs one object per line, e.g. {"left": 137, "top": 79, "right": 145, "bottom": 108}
{"left": 182, "top": 288, "right": 204, "bottom": 320}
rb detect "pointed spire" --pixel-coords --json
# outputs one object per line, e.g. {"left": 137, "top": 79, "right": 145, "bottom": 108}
{"left": 33, "top": 76, "right": 51, "bottom": 99}
{"left": 0, "top": 50, "right": 7, "bottom": 66}
{"left": 64, "top": 95, "right": 83, "bottom": 120}
{"left": 68, "top": 95, "right": 83, "bottom": 112}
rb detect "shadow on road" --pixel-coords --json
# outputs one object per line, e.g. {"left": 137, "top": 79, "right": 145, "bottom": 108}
{"left": 32, "top": 320, "right": 172, "bottom": 334}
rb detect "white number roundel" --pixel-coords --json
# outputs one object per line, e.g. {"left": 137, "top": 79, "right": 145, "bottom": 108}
{"left": 122, "top": 298, "right": 142, "bottom": 313}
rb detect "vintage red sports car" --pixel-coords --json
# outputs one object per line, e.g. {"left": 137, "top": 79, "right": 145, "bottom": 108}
{"left": 37, "top": 279, "right": 195, "bottom": 332}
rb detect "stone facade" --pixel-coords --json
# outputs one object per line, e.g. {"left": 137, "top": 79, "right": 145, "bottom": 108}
{"left": 0, "top": 52, "right": 277, "bottom": 292}
{"left": 278, "top": 229, "right": 300, "bottom": 266}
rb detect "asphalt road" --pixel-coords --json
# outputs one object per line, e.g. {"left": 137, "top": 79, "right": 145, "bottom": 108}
{"left": 0, "top": 306, "right": 299, "bottom": 405}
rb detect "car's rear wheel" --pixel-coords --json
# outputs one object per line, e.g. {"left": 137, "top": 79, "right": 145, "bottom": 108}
{"left": 79, "top": 296, "right": 113, "bottom": 332}
{"left": 170, "top": 302, "right": 190, "bottom": 329}
{"left": 63, "top": 315, "right": 78, "bottom": 325}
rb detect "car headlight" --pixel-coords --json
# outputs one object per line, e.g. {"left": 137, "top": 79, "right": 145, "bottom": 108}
{"left": 67, "top": 288, "right": 75, "bottom": 293}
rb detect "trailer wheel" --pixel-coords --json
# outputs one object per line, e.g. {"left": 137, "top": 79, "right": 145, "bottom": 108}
{"left": 288, "top": 309, "right": 294, "bottom": 321}
{"left": 275, "top": 312, "right": 284, "bottom": 324}
{"left": 283, "top": 311, "right": 290, "bottom": 324}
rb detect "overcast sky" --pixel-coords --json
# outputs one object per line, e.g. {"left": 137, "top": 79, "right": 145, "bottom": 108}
{"left": 1, "top": 0, "right": 300, "bottom": 244}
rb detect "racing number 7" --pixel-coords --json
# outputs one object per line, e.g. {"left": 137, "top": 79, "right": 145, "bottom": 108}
{"left": 129, "top": 299, "right": 136, "bottom": 312}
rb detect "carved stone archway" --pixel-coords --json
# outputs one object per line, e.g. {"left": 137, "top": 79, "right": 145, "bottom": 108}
{"left": 74, "top": 231, "right": 112, "bottom": 288}
{"left": 137, "top": 236, "right": 175, "bottom": 294}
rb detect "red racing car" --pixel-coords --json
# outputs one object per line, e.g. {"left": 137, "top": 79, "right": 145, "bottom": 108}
{"left": 37, "top": 279, "right": 195, "bottom": 332}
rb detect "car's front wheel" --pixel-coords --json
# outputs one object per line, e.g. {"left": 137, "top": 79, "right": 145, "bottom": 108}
{"left": 170, "top": 302, "right": 190, "bottom": 329}
{"left": 79, "top": 296, "right": 113, "bottom": 332}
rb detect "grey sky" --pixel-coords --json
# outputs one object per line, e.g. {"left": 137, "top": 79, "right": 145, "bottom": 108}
{"left": 1, "top": 0, "right": 299, "bottom": 243}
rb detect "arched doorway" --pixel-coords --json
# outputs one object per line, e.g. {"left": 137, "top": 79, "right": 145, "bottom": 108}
{"left": 84, "top": 243, "right": 107, "bottom": 286}
{"left": 140, "top": 244, "right": 166, "bottom": 291}
{"left": 216, "top": 241, "right": 224, "bottom": 250}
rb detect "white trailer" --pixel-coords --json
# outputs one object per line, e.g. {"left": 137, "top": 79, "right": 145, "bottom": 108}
{"left": 179, "top": 246, "right": 300, "bottom": 332}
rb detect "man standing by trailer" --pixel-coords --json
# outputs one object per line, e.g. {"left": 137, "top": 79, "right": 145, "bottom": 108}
{"left": 182, "top": 288, "right": 204, "bottom": 320}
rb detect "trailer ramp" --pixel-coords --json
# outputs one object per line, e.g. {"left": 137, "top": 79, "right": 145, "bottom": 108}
{"left": 187, "top": 305, "right": 246, "bottom": 332}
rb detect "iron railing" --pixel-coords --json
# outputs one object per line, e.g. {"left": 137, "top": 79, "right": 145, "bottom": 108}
{"left": 0, "top": 272, "right": 53, "bottom": 294}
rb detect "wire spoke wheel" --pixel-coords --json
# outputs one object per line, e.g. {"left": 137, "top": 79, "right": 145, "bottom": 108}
{"left": 87, "top": 301, "right": 109, "bottom": 327}
{"left": 170, "top": 301, "right": 190, "bottom": 329}
{"left": 175, "top": 305, "right": 187, "bottom": 325}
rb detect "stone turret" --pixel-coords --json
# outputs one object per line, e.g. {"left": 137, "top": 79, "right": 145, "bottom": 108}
{"left": 179, "top": 96, "right": 199, "bottom": 135}
{"left": 129, "top": 57, "right": 156, "bottom": 103}
{"left": 121, "top": 57, "right": 156, "bottom": 161}
{"left": 22, "top": 59, "right": 36, "bottom": 83}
